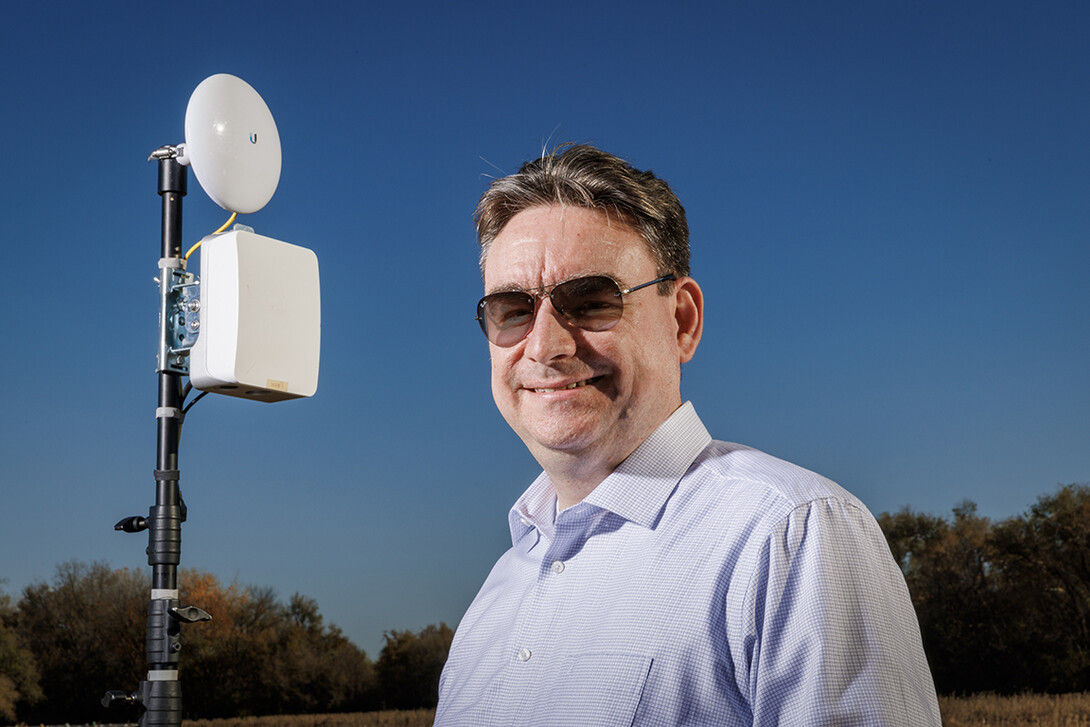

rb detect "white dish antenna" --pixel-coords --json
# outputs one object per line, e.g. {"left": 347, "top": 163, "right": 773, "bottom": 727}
{"left": 177, "top": 74, "right": 281, "bottom": 214}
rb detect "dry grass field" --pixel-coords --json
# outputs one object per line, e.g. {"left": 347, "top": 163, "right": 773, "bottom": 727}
{"left": 939, "top": 693, "right": 1090, "bottom": 726}
{"left": 120, "top": 695, "right": 1090, "bottom": 726}
{"left": 182, "top": 710, "right": 436, "bottom": 727}
{"left": 181, "top": 697, "right": 1090, "bottom": 726}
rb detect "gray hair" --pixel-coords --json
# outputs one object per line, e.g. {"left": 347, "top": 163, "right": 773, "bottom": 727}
{"left": 475, "top": 144, "right": 689, "bottom": 286}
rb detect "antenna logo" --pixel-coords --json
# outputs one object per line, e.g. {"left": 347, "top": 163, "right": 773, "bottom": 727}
{"left": 249, "top": 133, "right": 258, "bottom": 144}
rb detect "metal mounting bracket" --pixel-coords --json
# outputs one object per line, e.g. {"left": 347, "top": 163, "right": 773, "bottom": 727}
{"left": 157, "top": 257, "right": 200, "bottom": 375}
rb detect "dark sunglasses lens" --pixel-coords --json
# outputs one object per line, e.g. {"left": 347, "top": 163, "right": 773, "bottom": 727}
{"left": 479, "top": 292, "right": 536, "bottom": 346}
{"left": 552, "top": 276, "right": 623, "bottom": 330}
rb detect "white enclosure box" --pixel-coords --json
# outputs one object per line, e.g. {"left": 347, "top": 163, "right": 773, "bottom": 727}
{"left": 190, "top": 230, "right": 320, "bottom": 402}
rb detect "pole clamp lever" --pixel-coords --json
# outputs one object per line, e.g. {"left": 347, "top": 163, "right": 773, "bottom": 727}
{"left": 169, "top": 605, "right": 212, "bottom": 623}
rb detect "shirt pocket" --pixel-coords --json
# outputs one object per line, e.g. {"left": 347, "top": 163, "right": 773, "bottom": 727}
{"left": 532, "top": 652, "right": 653, "bottom": 726}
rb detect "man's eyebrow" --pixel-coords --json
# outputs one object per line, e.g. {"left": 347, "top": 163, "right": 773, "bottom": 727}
{"left": 486, "top": 272, "right": 620, "bottom": 297}
{"left": 485, "top": 282, "right": 531, "bottom": 295}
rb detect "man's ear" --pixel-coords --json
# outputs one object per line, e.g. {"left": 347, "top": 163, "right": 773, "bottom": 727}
{"left": 673, "top": 277, "right": 703, "bottom": 363}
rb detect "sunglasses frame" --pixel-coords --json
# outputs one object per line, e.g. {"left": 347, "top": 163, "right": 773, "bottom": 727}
{"left": 476, "top": 273, "right": 677, "bottom": 347}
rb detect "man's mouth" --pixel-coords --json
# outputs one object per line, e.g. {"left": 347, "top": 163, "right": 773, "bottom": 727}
{"left": 531, "top": 375, "right": 604, "bottom": 393}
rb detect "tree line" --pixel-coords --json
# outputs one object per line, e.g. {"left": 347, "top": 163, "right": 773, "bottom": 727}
{"left": 880, "top": 482, "right": 1090, "bottom": 694}
{"left": 3, "top": 482, "right": 1090, "bottom": 723}
{"left": 0, "top": 563, "right": 452, "bottom": 724}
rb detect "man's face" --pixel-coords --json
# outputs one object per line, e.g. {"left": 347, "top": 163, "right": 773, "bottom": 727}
{"left": 483, "top": 204, "right": 693, "bottom": 471}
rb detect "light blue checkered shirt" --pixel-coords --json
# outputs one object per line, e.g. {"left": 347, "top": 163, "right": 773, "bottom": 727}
{"left": 436, "top": 403, "right": 940, "bottom": 726}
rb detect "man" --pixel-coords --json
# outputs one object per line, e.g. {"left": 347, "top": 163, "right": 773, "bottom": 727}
{"left": 436, "top": 144, "right": 940, "bottom": 726}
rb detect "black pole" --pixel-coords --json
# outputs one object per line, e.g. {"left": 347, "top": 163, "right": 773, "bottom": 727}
{"left": 107, "top": 148, "right": 210, "bottom": 724}
{"left": 141, "top": 155, "right": 188, "bottom": 727}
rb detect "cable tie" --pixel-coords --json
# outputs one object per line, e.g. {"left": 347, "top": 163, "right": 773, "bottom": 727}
{"left": 156, "top": 407, "right": 184, "bottom": 421}
{"left": 147, "top": 670, "right": 179, "bottom": 681}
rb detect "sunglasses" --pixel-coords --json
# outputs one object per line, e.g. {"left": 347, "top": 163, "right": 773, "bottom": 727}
{"left": 476, "top": 274, "right": 677, "bottom": 347}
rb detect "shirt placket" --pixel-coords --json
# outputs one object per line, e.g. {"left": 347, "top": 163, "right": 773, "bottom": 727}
{"left": 493, "top": 509, "right": 590, "bottom": 720}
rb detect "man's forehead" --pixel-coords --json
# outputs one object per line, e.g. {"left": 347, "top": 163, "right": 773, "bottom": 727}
{"left": 483, "top": 246, "right": 650, "bottom": 295}
{"left": 483, "top": 206, "right": 653, "bottom": 289}
{"left": 499, "top": 203, "right": 635, "bottom": 238}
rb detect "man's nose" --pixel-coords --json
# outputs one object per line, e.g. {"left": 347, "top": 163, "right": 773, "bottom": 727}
{"left": 522, "top": 297, "right": 578, "bottom": 362}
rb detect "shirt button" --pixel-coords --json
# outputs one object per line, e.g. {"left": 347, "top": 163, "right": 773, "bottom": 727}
{"left": 551, "top": 560, "right": 565, "bottom": 575}
{"left": 517, "top": 647, "right": 532, "bottom": 662}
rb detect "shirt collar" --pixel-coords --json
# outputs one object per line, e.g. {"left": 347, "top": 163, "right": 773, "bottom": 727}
{"left": 508, "top": 401, "right": 712, "bottom": 545}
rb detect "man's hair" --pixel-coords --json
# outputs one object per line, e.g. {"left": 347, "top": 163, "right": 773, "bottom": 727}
{"left": 475, "top": 144, "right": 689, "bottom": 284}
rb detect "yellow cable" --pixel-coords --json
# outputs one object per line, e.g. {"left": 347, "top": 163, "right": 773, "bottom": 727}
{"left": 213, "top": 212, "right": 238, "bottom": 234}
{"left": 184, "top": 212, "right": 238, "bottom": 260}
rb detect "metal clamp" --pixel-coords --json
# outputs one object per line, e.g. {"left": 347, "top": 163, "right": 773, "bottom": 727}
{"left": 157, "top": 257, "right": 200, "bottom": 375}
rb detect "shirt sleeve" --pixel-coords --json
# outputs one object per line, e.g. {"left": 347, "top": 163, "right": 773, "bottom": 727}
{"left": 737, "top": 497, "right": 941, "bottom": 726}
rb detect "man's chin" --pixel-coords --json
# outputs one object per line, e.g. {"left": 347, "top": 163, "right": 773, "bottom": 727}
{"left": 520, "top": 424, "right": 605, "bottom": 459}
{"left": 504, "top": 402, "right": 620, "bottom": 461}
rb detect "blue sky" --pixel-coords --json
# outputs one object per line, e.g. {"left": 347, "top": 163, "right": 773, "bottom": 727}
{"left": 1, "top": 1, "right": 1087, "bottom": 660}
